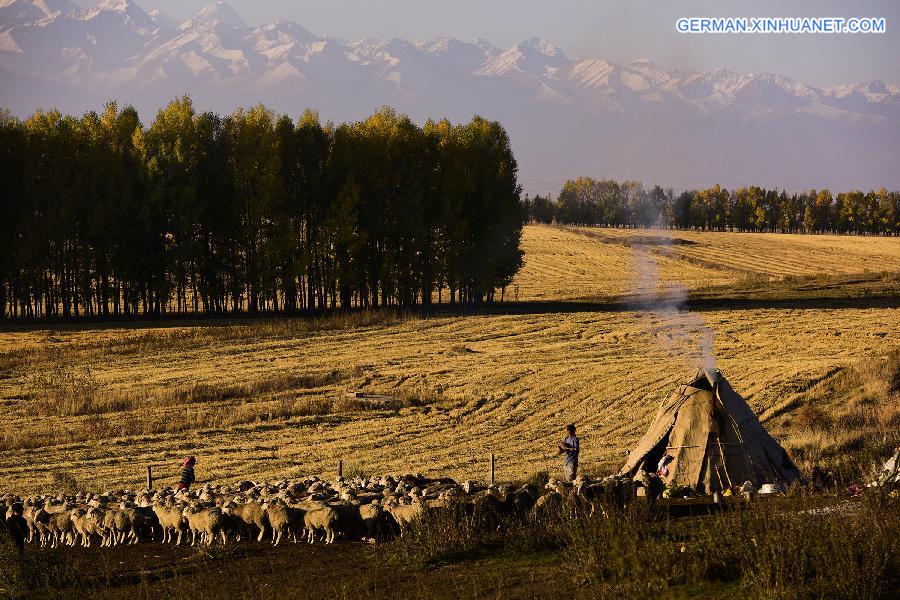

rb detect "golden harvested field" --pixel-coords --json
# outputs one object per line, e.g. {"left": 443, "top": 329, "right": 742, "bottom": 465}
{"left": 513, "top": 226, "right": 736, "bottom": 300}
{"left": 1, "top": 225, "right": 898, "bottom": 494}
{"left": 513, "top": 225, "right": 900, "bottom": 300}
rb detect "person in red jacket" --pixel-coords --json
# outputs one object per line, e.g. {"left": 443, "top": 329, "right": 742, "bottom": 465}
{"left": 178, "top": 455, "right": 196, "bottom": 491}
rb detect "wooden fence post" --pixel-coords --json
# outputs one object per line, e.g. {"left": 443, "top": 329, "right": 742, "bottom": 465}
{"left": 338, "top": 460, "right": 343, "bottom": 478}
{"left": 490, "top": 453, "right": 495, "bottom": 485}
{"left": 146, "top": 465, "right": 153, "bottom": 490}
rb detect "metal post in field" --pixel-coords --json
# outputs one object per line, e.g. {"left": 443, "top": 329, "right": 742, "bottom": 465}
{"left": 490, "top": 453, "right": 495, "bottom": 485}
{"left": 338, "top": 460, "right": 343, "bottom": 478}
{"left": 146, "top": 465, "right": 153, "bottom": 490}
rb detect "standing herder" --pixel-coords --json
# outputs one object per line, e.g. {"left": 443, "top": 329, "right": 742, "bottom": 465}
{"left": 557, "top": 424, "right": 580, "bottom": 482}
{"left": 178, "top": 456, "right": 196, "bottom": 491}
{"left": 5, "top": 503, "right": 29, "bottom": 552}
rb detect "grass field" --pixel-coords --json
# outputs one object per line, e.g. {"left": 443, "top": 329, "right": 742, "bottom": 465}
{"left": 1, "top": 225, "right": 898, "bottom": 495}
{"left": 514, "top": 225, "right": 900, "bottom": 300}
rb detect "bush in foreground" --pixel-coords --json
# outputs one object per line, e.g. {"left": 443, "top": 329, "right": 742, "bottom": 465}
{"left": 385, "top": 493, "right": 899, "bottom": 599}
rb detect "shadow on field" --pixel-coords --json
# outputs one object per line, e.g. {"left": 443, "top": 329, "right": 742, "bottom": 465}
{"left": 2, "top": 268, "right": 898, "bottom": 333}
{"left": 5, "top": 540, "right": 565, "bottom": 600}
{"left": 460, "top": 295, "right": 900, "bottom": 317}
{"left": 2, "top": 294, "right": 899, "bottom": 336}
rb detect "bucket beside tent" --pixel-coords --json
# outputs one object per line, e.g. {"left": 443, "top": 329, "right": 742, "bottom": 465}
{"left": 620, "top": 369, "right": 800, "bottom": 494}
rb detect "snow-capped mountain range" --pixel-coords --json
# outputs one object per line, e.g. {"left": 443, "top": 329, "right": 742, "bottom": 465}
{"left": 2, "top": 0, "right": 899, "bottom": 192}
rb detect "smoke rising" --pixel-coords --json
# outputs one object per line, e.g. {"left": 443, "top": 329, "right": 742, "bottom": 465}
{"left": 631, "top": 234, "right": 716, "bottom": 371}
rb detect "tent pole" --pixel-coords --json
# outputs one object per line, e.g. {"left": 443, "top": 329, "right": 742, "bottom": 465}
{"left": 718, "top": 391, "right": 756, "bottom": 479}
{"left": 714, "top": 464, "right": 726, "bottom": 493}
{"left": 716, "top": 435, "right": 733, "bottom": 489}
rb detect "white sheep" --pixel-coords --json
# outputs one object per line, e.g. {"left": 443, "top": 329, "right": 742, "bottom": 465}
{"left": 228, "top": 501, "right": 268, "bottom": 542}
{"left": 358, "top": 502, "right": 390, "bottom": 542}
{"left": 152, "top": 502, "right": 187, "bottom": 545}
{"left": 70, "top": 508, "right": 104, "bottom": 547}
{"left": 87, "top": 507, "right": 114, "bottom": 547}
{"left": 303, "top": 507, "right": 338, "bottom": 544}
{"left": 384, "top": 499, "right": 424, "bottom": 535}
{"left": 108, "top": 507, "right": 144, "bottom": 545}
{"left": 47, "top": 510, "right": 74, "bottom": 548}
{"left": 182, "top": 505, "right": 227, "bottom": 546}
{"left": 262, "top": 499, "right": 304, "bottom": 546}
{"left": 29, "top": 507, "right": 51, "bottom": 548}
{"left": 101, "top": 509, "right": 119, "bottom": 547}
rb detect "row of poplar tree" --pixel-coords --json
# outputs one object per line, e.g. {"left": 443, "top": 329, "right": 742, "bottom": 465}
{"left": 0, "top": 98, "right": 524, "bottom": 320}
{"left": 525, "top": 177, "right": 900, "bottom": 234}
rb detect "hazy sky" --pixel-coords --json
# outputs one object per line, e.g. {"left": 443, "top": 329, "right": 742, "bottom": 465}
{"left": 73, "top": 0, "right": 899, "bottom": 86}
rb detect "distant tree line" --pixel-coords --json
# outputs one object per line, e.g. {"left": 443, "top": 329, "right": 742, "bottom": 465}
{"left": 523, "top": 177, "right": 900, "bottom": 235}
{"left": 0, "top": 98, "right": 524, "bottom": 319}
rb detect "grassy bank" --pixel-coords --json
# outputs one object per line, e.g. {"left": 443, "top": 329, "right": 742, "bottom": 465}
{"left": 384, "top": 492, "right": 900, "bottom": 599}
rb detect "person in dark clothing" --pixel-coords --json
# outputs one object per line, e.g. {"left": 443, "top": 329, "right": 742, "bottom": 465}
{"left": 557, "top": 424, "right": 580, "bottom": 482}
{"left": 5, "top": 503, "right": 29, "bottom": 552}
{"left": 178, "top": 455, "right": 196, "bottom": 491}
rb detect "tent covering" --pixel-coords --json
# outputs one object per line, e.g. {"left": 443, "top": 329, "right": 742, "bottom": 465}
{"left": 619, "top": 368, "right": 800, "bottom": 493}
{"left": 875, "top": 448, "right": 900, "bottom": 487}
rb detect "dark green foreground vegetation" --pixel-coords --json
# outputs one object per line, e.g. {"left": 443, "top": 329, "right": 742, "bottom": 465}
{"left": 0, "top": 99, "right": 523, "bottom": 319}
{"left": 2, "top": 490, "right": 897, "bottom": 599}
{"left": 388, "top": 492, "right": 899, "bottom": 599}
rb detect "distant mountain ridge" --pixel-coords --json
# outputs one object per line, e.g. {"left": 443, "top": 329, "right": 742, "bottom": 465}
{"left": 2, "top": 0, "right": 899, "bottom": 192}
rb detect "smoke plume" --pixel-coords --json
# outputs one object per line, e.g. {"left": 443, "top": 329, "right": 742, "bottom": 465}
{"left": 631, "top": 235, "right": 716, "bottom": 371}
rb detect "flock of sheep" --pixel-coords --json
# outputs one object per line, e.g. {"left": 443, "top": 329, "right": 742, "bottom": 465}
{"left": 4, "top": 472, "right": 639, "bottom": 550}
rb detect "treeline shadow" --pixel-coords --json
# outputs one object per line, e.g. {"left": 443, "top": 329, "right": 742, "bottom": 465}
{"left": 1, "top": 293, "right": 898, "bottom": 335}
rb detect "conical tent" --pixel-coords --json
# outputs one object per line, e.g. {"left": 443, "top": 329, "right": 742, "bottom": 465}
{"left": 619, "top": 369, "right": 799, "bottom": 493}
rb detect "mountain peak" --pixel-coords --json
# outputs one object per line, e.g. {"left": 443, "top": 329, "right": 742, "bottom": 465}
{"left": 189, "top": 1, "right": 245, "bottom": 28}
{"left": 96, "top": 0, "right": 133, "bottom": 10}
{"left": 518, "top": 37, "right": 565, "bottom": 59}
{"left": 257, "top": 17, "right": 315, "bottom": 36}
{"left": 0, "top": 0, "right": 76, "bottom": 20}
{"left": 148, "top": 7, "right": 178, "bottom": 30}
{"left": 865, "top": 80, "right": 888, "bottom": 94}
{"left": 81, "top": 0, "right": 159, "bottom": 31}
